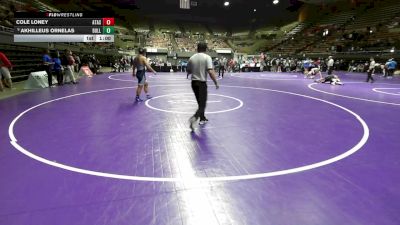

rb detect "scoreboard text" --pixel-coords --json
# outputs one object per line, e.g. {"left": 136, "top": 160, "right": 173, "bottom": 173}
{"left": 14, "top": 12, "right": 115, "bottom": 43}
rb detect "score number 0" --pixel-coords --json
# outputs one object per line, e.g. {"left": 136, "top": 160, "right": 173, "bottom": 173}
{"left": 102, "top": 18, "right": 114, "bottom": 26}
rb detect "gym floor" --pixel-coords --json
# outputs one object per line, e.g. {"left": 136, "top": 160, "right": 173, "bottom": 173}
{"left": 0, "top": 71, "right": 399, "bottom": 225}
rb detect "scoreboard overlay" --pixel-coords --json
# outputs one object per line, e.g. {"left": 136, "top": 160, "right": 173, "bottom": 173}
{"left": 14, "top": 12, "right": 115, "bottom": 42}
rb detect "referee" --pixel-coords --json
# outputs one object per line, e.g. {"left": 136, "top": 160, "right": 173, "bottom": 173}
{"left": 187, "top": 42, "right": 219, "bottom": 131}
{"left": 327, "top": 56, "right": 334, "bottom": 75}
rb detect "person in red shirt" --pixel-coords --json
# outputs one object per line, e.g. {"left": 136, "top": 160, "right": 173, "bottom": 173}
{"left": 0, "top": 51, "right": 13, "bottom": 91}
{"left": 64, "top": 49, "right": 77, "bottom": 84}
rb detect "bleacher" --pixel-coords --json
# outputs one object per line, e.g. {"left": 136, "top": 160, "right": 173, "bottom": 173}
{"left": 0, "top": 0, "right": 17, "bottom": 28}
{"left": 283, "top": 22, "right": 304, "bottom": 36}
{"left": 346, "top": 2, "right": 400, "bottom": 31}
{"left": 207, "top": 36, "right": 230, "bottom": 50}
{"left": 268, "top": 10, "right": 356, "bottom": 54}
{"left": 260, "top": 22, "right": 311, "bottom": 53}
{"left": 175, "top": 36, "right": 197, "bottom": 52}
{"left": 307, "top": 1, "right": 400, "bottom": 54}
{"left": 268, "top": 0, "right": 400, "bottom": 55}
{"left": 183, "top": 22, "right": 208, "bottom": 34}
{"left": 146, "top": 32, "right": 172, "bottom": 49}
{"left": 154, "top": 22, "right": 179, "bottom": 33}
{"left": 31, "top": 0, "right": 59, "bottom": 12}
{"left": 227, "top": 22, "right": 310, "bottom": 53}
{"left": 0, "top": 43, "right": 43, "bottom": 80}
{"left": 0, "top": 25, "right": 13, "bottom": 33}
{"left": 209, "top": 25, "right": 227, "bottom": 35}
{"left": 319, "top": 10, "right": 355, "bottom": 26}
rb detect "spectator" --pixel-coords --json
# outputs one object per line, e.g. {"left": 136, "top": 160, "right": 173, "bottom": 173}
{"left": 73, "top": 54, "right": 81, "bottom": 72}
{"left": 52, "top": 51, "right": 63, "bottom": 86}
{"left": 327, "top": 56, "right": 334, "bottom": 75}
{"left": 64, "top": 50, "right": 77, "bottom": 84}
{"left": 218, "top": 58, "right": 226, "bottom": 78}
{"left": 387, "top": 58, "right": 397, "bottom": 78}
{"left": 42, "top": 49, "right": 54, "bottom": 87}
{"left": 0, "top": 51, "right": 13, "bottom": 91}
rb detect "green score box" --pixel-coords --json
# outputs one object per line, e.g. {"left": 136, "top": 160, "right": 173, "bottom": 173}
{"left": 102, "top": 26, "right": 114, "bottom": 34}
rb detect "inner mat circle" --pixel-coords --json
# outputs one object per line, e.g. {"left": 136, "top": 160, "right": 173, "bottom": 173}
{"left": 145, "top": 93, "right": 244, "bottom": 114}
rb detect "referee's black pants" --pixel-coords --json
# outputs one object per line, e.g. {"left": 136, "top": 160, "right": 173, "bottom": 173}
{"left": 218, "top": 66, "right": 225, "bottom": 77}
{"left": 327, "top": 66, "right": 333, "bottom": 75}
{"left": 366, "top": 70, "right": 374, "bottom": 82}
{"left": 191, "top": 80, "right": 207, "bottom": 120}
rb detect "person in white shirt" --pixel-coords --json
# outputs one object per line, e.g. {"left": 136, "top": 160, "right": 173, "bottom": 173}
{"left": 327, "top": 56, "right": 334, "bottom": 75}
{"left": 366, "top": 57, "right": 375, "bottom": 83}
{"left": 187, "top": 42, "right": 219, "bottom": 131}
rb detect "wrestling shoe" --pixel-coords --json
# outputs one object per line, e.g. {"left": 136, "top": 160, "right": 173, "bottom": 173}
{"left": 199, "top": 118, "right": 209, "bottom": 125}
{"left": 135, "top": 96, "right": 143, "bottom": 102}
{"left": 189, "top": 116, "right": 198, "bottom": 131}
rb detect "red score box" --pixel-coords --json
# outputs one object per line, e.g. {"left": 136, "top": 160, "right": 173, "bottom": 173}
{"left": 102, "top": 18, "right": 114, "bottom": 26}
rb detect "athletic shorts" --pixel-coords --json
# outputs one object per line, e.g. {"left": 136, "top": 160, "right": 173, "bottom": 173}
{"left": 0, "top": 67, "right": 11, "bottom": 79}
{"left": 136, "top": 70, "right": 146, "bottom": 86}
